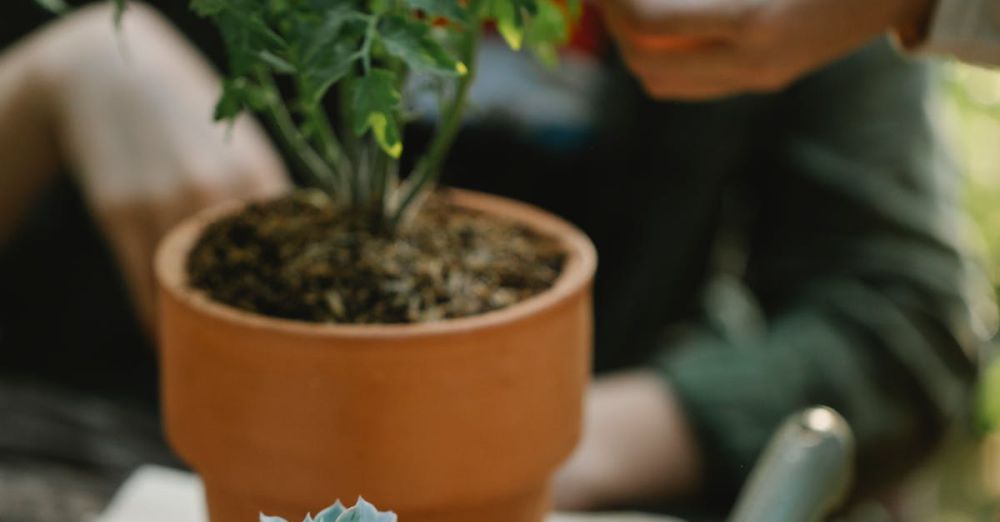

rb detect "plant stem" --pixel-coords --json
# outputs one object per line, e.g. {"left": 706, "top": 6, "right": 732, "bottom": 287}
{"left": 339, "top": 72, "right": 363, "bottom": 199}
{"left": 255, "top": 71, "right": 339, "bottom": 194}
{"left": 360, "top": 14, "right": 379, "bottom": 74}
{"left": 354, "top": 138, "right": 372, "bottom": 206}
{"left": 392, "top": 26, "right": 482, "bottom": 225}
{"left": 302, "top": 97, "right": 352, "bottom": 195}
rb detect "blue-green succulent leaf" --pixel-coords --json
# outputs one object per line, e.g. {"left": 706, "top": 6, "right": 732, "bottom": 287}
{"left": 337, "top": 497, "right": 379, "bottom": 522}
{"left": 314, "top": 500, "right": 347, "bottom": 522}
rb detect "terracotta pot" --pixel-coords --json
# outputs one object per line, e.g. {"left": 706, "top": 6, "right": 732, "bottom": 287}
{"left": 155, "top": 189, "right": 597, "bottom": 522}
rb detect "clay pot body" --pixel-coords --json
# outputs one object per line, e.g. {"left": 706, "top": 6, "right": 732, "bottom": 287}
{"left": 156, "top": 190, "right": 597, "bottom": 522}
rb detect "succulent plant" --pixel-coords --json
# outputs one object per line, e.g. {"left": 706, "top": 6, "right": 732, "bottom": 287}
{"left": 260, "top": 497, "right": 396, "bottom": 522}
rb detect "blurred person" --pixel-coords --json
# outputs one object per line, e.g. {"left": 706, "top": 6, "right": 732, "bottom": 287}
{"left": 601, "top": 0, "right": 1000, "bottom": 100}
{"left": 0, "top": 3, "right": 289, "bottom": 332}
{"left": 0, "top": 2, "right": 994, "bottom": 521}
{"left": 0, "top": 4, "right": 286, "bottom": 518}
{"left": 441, "top": 3, "right": 995, "bottom": 517}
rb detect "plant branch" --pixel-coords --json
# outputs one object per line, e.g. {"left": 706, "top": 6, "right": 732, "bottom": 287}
{"left": 392, "top": 26, "right": 482, "bottom": 225}
{"left": 300, "top": 91, "right": 352, "bottom": 194}
{"left": 360, "top": 14, "right": 379, "bottom": 74}
{"left": 255, "top": 70, "right": 339, "bottom": 195}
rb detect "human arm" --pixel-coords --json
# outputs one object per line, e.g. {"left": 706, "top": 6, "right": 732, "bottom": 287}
{"left": 555, "top": 42, "right": 991, "bottom": 511}
{"left": 553, "top": 371, "right": 702, "bottom": 510}
{"left": 0, "top": 3, "right": 290, "bottom": 331}
{"left": 0, "top": 23, "right": 61, "bottom": 245}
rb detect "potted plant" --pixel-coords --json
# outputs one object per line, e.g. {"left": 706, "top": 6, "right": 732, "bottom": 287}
{"left": 75, "top": 0, "right": 595, "bottom": 520}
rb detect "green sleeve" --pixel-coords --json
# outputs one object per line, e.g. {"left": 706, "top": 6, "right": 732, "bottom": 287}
{"left": 656, "top": 41, "right": 992, "bottom": 503}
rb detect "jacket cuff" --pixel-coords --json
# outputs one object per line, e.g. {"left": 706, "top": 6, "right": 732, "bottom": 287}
{"left": 654, "top": 343, "right": 790, "bottom": 507}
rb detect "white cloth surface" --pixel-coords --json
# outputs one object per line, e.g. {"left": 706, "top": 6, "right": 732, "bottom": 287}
{"left": 95, "top": 466, "right": 678, "bottom": 522}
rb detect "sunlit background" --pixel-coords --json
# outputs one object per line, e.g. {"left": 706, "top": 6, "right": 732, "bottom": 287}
{"left": 937, "top": 63, "right": 1000, "bottom": 519}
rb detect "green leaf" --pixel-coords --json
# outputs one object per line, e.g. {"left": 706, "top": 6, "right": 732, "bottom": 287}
{"left": 296, "top": 7, "right": 364, "bottom": 105}
{"left": 482, "top": 0, "right": 534, "bottom": 50}
{"left": 378, "top": 15, "right": 466, "bottom": 76}
{"left": 352, "top": 69, "right": 403, "bottom": 158}
{"left": 210, "top": 9, "right": 289, "bottom": 76}
{"left": 113, "top": 0, "right": 127, "bottom": 25}
{"left": 300, "top": 40, "right": 358, "bottom": 105}
{"left": 215, "top": 81, "right": 245, "bottom": 121}
{"left": 190, "top": 0, "right": 227, "bottom": 17}
{"left": 404, "top": 0, "right": 467, "bottom": 24}
{"left": 258, "top": 50, "right": 297, "bottom": 73}
{"left": 516, "top": 0, "right": 540, "bottom": 16}
{"left": 214, "top": 78, "right": 271, "bottom": 121}
{"left": 33, "top": 0, "right": 69, "bottom": 14}
{"left": 979, "top": 357, "right": 1000, "bottom": 432}
{"left": 33, "top": 0, "right": 127, "bottom": 24}
{"left": 525, "top": 0, "right": 570, "bottom": 44}
{"left": 565, "top": 0, "right": 582, "bottom": 18}
{"left": 297, "top": 6, "right": 357, "bottom": 66}
{"left": 524, "top": 0, "right": 572, "bottom": 66}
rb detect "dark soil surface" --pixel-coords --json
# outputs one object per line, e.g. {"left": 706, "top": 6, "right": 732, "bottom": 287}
{"left": 187, "top": 191, "right": 566, "bottom": 324}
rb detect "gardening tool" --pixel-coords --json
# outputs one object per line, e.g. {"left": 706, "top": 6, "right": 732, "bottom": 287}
{"left": 728, "top": 406, "right": 855, "bottom": 522}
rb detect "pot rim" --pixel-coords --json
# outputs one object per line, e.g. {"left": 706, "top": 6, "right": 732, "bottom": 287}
{"left": 155, "top": 188, "right": 597, "bottom": 340}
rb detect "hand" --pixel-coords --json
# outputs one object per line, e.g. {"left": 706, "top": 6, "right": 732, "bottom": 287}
{"left": 25, "top": 4, "right": 290, "bottom": 332}
{"left": 553, "top": 371, "right": 702, "bottom": 511}
{"left": 600, "top": 0, "right": 935, "bottom": 100}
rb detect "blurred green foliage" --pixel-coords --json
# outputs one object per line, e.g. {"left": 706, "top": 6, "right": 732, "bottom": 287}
{"left": 942, "top": 64, "right": 1000, "bottom": 432}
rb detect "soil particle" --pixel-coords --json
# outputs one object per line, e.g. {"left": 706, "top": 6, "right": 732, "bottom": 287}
{"left": 187, "top": 190, "right": 566, "bottom": 324}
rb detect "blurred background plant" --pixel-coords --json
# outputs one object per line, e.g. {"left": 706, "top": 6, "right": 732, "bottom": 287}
{"left": 938, "top": 62, "right": 1000, "bottom": 520}
{"left": 943, "top": 63, "right": 1000, "bottom": 433}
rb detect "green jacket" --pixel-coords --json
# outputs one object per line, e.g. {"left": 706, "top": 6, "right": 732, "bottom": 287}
{"left": 444, "top": 40, "right": 993, "bottom": 510}
{"left": 0, "top": 3, "right": 990, "bottom": 513}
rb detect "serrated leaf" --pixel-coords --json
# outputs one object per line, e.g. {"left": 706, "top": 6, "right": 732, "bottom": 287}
{"left": 260, "top": 514, "right": 287, "bottom": 522}
{"left": 296, "top": 8, "right": 364, "bottom": 105}
{"left": 525, "top": 0, "right": 570, "bottom": 44}
{"left": 368, "top": 113, "right": 403, "bottom": 158}
{"left": 298, "top": 6, "right": 356, "bottom": 66}
{"left": 214, "top": 78, "right": 271, "bottom": 121}
{"left": 193, "top": 1, "right": 288, "bottom": 76}
{"left": 484, "top": 0, "right": 525, "bottom": 50}
{"left": 378, "top": 16, "right": 465, "bottom": 76}
{"left": 259, "top": 50, "right": 297, "bottom": 73}
{"left": 352, "top": 69, "right": 403, "bottom": 158}
{"left": 300, "top": 42, "right": 356, "bottom": 104}
{"left": 524, "top": 0, "right": 571, "bottom": 66}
